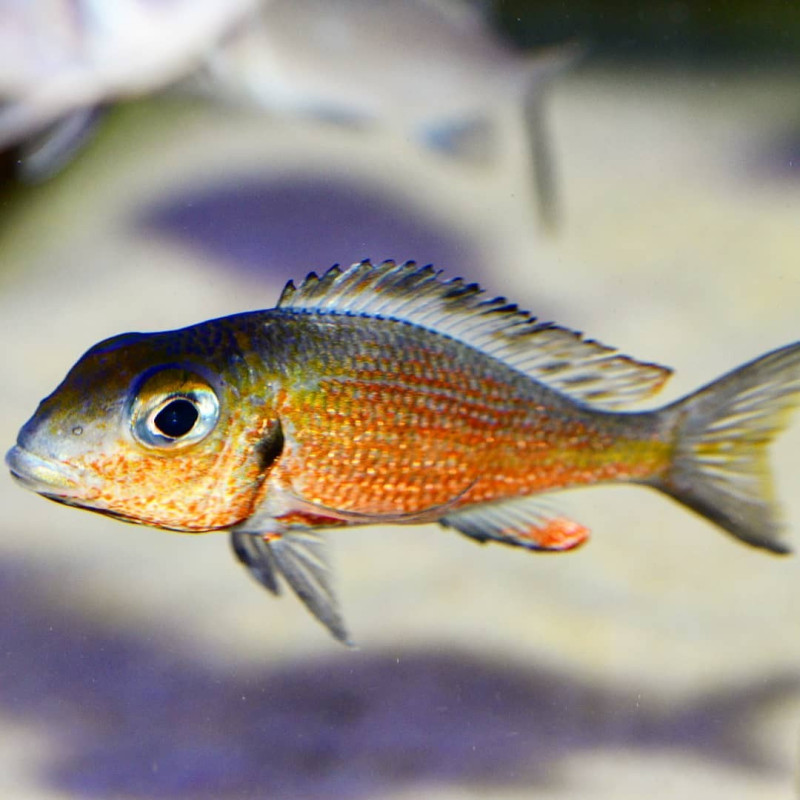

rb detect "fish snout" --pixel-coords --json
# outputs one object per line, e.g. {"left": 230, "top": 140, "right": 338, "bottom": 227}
{"left": 5, "top": 445, "right": 85, "bottom": 498}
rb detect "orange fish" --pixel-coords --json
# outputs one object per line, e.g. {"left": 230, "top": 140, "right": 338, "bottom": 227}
{"left": 7, "top": 261, "right": 800, "bottom": 643}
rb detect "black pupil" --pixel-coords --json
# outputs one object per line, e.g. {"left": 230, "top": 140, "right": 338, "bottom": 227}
{"left": 154, "top": 399, "right": 199, "bottom": 438}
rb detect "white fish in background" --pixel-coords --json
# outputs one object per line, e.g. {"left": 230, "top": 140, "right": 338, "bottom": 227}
{"left": 203, "top": 0, "right": 574, "bottom": 228}
{"left": 0, "top": 0, "right": 261, "bottom": 177}
{"left": 0, "top": 0, "right": 570, "bottom": 228}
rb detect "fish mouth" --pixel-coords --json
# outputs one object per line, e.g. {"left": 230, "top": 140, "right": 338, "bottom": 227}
{"left": 5, "top": 445, "right": 86, "bottom": 499}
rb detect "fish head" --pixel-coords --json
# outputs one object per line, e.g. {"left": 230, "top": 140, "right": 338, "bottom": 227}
{"left": 6, "top": 326, "right": 280, "bottom": 532}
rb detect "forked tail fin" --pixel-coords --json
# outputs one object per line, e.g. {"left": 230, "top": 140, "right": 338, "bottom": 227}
{"left": 653, "top": 342, "right": 800, "bottom": 553}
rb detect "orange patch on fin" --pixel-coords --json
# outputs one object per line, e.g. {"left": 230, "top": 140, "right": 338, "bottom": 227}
{"left": 440, "top": 497, "right": 589, "bottom": 553}
{"left": 504, "top": 517, "right": 589, "bottom": 551}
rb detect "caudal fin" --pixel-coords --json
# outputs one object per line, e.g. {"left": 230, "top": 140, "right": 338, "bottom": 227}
{"left": 654, "top": 342, "right": 800, "bottom": 554}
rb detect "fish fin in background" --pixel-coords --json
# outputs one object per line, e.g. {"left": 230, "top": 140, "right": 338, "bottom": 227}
{"left": 521, "top": 42, "right": 584, "bottom": 233}
{"left": 14, "top": 106, "right": 105, "bottom": 181}
{"left": 651, "top": 342, "right": 800, "bottom": 554}
{"left": 232, "top": 528, "right": 351, "bottom": 645}
{"left": 279, "top": 260, "right": 672, "bottom": 410}
{"left": 440, "top": 495, "right": 589, "bottom": 551}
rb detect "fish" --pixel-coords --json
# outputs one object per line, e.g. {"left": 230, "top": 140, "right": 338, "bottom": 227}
{"left": 1, "top": 0, "right": 569, "bottom": 230}
{"left": 201, "top": 0, "right": 575, "bottom": 229}
{"left": 0, "top": 0, "right": 260, "bottom": 179}
{"left": 7, "top": 260, "right": 800, "bottom": 644}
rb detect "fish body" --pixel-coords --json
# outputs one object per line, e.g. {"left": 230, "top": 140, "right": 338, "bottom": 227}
{"left": 211, "top": 0, "right": 556, "bottom": 123}
{"left": 7, "top": 261, "right": 800, "bottom": 643}
{"left": 247, "top": 312, "right": 668, "bottom": 527}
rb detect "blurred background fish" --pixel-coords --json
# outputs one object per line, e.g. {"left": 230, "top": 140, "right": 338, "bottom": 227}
{"left": 197, "top": 0, "right": 574, "bottom": 229}
{"left": 0, "top": 0, "right": 571, "bottom": 229}
{"left": 0, "top": 0, "right": 261, "bottom": 178}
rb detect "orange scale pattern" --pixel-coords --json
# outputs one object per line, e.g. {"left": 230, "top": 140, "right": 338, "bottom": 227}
{"left": 263, "top": 322, "right": 672, "bottom": 520}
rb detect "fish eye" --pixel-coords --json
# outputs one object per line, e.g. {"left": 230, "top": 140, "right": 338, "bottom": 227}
{"left": 131, "top": 369, "right": 220, "bottom": 450}
{"left": 152, "top": 398, "right": 199, "bottom": 438}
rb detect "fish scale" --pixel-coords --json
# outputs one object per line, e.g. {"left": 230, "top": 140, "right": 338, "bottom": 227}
{"left": 260, "top": 312, "right": 666, "bottom": 519}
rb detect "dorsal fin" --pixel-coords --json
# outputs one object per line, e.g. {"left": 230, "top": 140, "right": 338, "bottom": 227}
{"left": 278, "top": 260, "right": 671, "bottom": 410}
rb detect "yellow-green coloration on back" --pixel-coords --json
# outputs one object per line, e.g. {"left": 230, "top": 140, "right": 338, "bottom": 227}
{"left": 7, "top": 261, "right": 800, "bottom": 643}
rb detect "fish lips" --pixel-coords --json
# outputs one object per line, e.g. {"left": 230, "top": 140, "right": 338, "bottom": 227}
{"left": 5, "top": 445, "right": 86, "bottom": 499}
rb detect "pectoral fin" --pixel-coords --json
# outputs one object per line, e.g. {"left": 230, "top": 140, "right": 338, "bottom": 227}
{"left": 440, "top": 496, "right": 589, "bottom": 551}
{"left": 230, "top": 529, "right": 352, "bottom": 645}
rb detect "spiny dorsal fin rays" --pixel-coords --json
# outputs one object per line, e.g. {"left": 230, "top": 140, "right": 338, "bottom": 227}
{"left": 278, "top": 260, "right": 672, "bottom": 410}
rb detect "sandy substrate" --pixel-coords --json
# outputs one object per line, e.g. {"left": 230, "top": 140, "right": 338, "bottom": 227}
{"left": 2, "top": 66, "right": 800, "bottom": 799}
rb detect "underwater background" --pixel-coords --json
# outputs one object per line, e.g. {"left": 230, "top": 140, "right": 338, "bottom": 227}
{"left": 2, "top": 1, "right": 800, "bottom": 797}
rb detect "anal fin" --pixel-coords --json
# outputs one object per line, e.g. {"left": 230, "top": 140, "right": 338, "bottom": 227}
{"left": 440, "top": 496, "right": 589, "bottom": 552}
